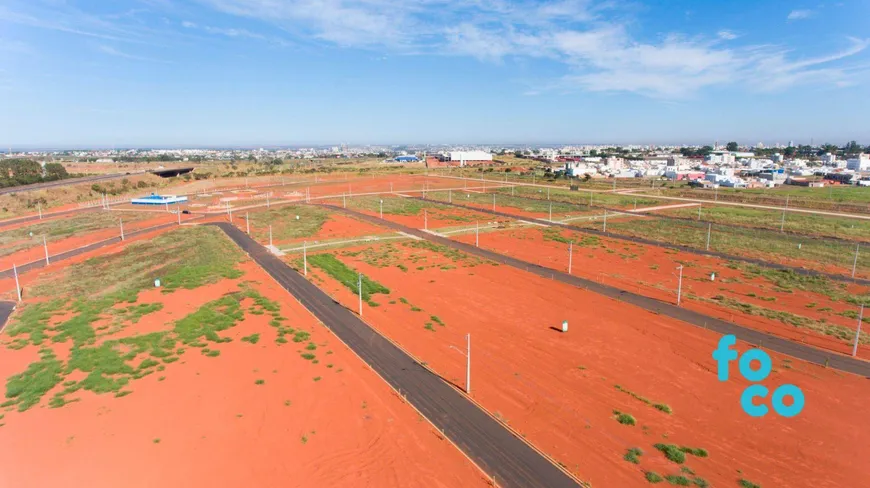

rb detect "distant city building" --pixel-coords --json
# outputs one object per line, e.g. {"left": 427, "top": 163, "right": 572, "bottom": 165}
{"left": 846, "top": 154, "right": 870, "bottom": 171}
{"left": 821, "top": 153, "right": 838, "bottom": 166}
{"left": 443, "top": 151, "right": 493, "bottom": 166}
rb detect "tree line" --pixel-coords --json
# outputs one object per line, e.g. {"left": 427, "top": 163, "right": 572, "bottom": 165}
{"left": 0, "top": 159, "right": 70, "bottom": 188}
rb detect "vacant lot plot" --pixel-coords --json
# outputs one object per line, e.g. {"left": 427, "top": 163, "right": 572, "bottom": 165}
{"left": 457, "top": 224, "right": 870, "bottom": 357}
{"left": 0, "top": 212, "right": 176, "bottom": 270}
{"left": 0, "top": 226, "right": 485, "bottom": 487}
{"left": 299, "top": 239, "right": 870, "bottom": 488}
{"left": 655, "top": 204, "right": 870, "bottom": 241}
{"left": 330, "top": 194, "right": 499, "bottom": 231}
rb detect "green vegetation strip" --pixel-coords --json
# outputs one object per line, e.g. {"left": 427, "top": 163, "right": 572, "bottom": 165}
{"left": 615, "top": 384, "right": 672, "bottom": 414}
{"left": 307, "top": 253, "right": 390, "bottom": 305}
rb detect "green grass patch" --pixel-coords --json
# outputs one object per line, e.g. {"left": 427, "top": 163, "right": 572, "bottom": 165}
{"left": 664, "top": 475, "right": 690, "bottom": 486}
{"left": 241, "top": 333, "right": 260, "bottom": 344}
{"left": 307, "top": 253, "right": 390, "bottom": 303}
{"left": 654, "top": 444, "right": 686, "bottom": 464}
{"left": 646, "top": 472, "right": 664, "bottom": 483}
{"left": 624, "top": 447, "right": 643, "bottom": 464}
{"left": 738, "top": 479, "right": 760, "bottom": 488}
{"left": 615, "top": 384, "right": 673, "bottom": 414}
{"left": 613, "top": 409, "right": 636, "bottom": 426}
{"left": 4, "top": 348, "right": 64, "bottom": 412}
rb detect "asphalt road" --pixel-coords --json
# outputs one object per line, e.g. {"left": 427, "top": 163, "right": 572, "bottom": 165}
{"left": 0, "top": 301, "right": 15, "bottom": 332}
{"left": 0, "top": 172, "right": 130, "bottom": 196}
{"left": 0, "top": 220, "right": 188, "bottom": 280}
{"left": 416, "top": 197, "right": 870, "bottom": 286}
{"left": 328, "top": 205, "right": 870, "bottom": 378}
{"left": 210, "top": 222, "right": 581, "bottom": 488}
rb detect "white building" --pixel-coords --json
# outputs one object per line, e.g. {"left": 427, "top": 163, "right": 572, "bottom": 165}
{"left": 846, "top": 154, "right": 870, "bottom": 171}
{"left": 707, "top": 153, "right": 736, "bottom": 165}
{"left": 772, "top": 153, "right": 784, "bottom": 164}
{"left": 821, "top": 153, "right": 838, "bottom": 166}
{"left": 448, "top": 151, "right": 493, "bottom": 165}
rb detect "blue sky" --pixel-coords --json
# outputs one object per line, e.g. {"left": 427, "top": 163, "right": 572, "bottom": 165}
{"left": 1, "top": 0, "right": 869, "bottom": 148}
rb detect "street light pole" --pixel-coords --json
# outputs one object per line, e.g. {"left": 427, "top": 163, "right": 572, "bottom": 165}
{"left": 13, "top": 263, "right": 21, "bottom": 302}
{"left": 853, "top": 304, "right": 864, "bottom": 357}
{"left": 246, "top": 213, "right": 250, "bottom": 235}
{"left": 424, "top": 209, "right": 428, "bottom": 230}
{"left": 475, "top": 221, "right": 479, "bottom": 247}
{"left": 676, "top": 265, "right": 684, "bottom": 307}
{"left": 603, "top": 209, "right": 607, "bottom": 233}
{"left": 303, "top": 241, "right": 308, "bottom": 276}
{"left": 358, "top": 273, "right": 363, "bottom": 316}
{"left": 853, "top": 244, "right": 860, "bottom": 279}
{"left": 43, "top": 236, "right": 50, "bottom": 265}
{"left": 568, "top": 241, "right": 573, "bottom": 275}
{"left": 466, "top": 333, "right": 471, "bottom": 394}
{"left": 120, "top": 218, "right": 125, "bottom": 241}
{"left": 706, "top": 223, "right": 712, "bottom": 251}
{"left": 269, "top": 225, "right": 273, "bottom": 248}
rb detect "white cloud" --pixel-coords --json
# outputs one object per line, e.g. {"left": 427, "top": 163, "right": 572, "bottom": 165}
{"left": 96, "top": 44, "right": 169, "bottom": 63}
{"left": 6, "top": 0, "right": 866, "bottom": 99}
{"left": 787, "top": 9, "right": 815, "bottom": 20}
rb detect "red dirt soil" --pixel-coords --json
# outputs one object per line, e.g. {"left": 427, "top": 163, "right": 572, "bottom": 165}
{"left": 0, "top": 259, "right": 487, "bottom": 488}
{"left": 455, "top": 226, "right": 870, "bottom": 358}
{"left": 303, "top": 242, "right": 870, "bottom": 488}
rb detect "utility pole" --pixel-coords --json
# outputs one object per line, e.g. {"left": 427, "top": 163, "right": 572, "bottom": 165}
{"left": 269, "top": 225, "right": 273, "bottom": 248}
{"left": 549, "top": 202, "right": 552, "bottom": 222}
{"left": 358, "top": 273, "right": 363, "bottom": 316}
{"left": 38, "top": 202, "right": 42, "bottom": 220}
{"left": 120, "top": 218, "right": 125, "bottom": 241}
{"left": 13, "top": 263, "right": 21, "bottom": 302}
{"left": 380, "top": 199, "right": 383, "bottom": 219}
{"left": 177, "top": 207, "right": 181, "bottom": 225}
{"left": 343, "top": 193, "right": 346, "bottom": 208}
{"left": 603, "top": 209, "right": 607, "bottom": 233}
{"left": 246, "top": 213, "right": 250, "bottom": 235}
{"left": 475, "top": 221, "right": 479, "bottom": 247}
{"left": 492, "top": 193, "right": 495, "bottom": 211}
{"left": 853, "top": 304, "right": 864, "bottom": 357}
{"left": 449, "top": 189, "right": 452, "bottom": 203}
{"left": 303, "top": 241, "right": 308, "bottom": 276}
{"left": 43, "top": 236, "right": 50, "bottom": 265}
{"left": 547, "top": 187, "right": 550, "bottom": 200}
{"left": 568, "top": 241, "right": 573, "bottom": 275}
{"left": 853, "top": 244, "right": 860, "bottom": 279}
{"left": 780, "top": 208, "right": 786, "bottom": 232}
{"left": 706, "top": 223, "right": 712, "bottom": 251}
{"left": 424, "top": 209, "right": 428, "bottom": 230}
{"left": 676, "top": 265, "right": 684, "bottom": 307}
{"left": 466, "top": 333, "right": 471, "bottom": 394}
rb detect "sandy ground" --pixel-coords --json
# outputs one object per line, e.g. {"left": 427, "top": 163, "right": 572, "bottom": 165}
{"left": 300, "top": 241, "right": 870, "bottom": 488}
